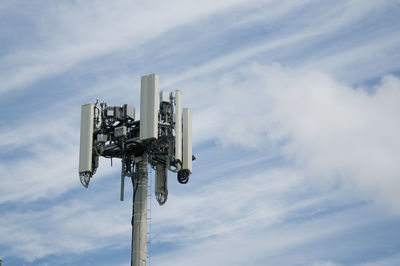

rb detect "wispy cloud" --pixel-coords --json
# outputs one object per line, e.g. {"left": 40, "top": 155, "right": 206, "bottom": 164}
{"left": 0, "top": 0, "right": 259, "bottom": 95}
{"left": 186, "top": 63, "right": 400, "bottom": 213}
{"left": 0, "top": 196, "right": 131, "bottom": 261}
{"left": 1, "top": 0, "right": 399, "bottom": 265}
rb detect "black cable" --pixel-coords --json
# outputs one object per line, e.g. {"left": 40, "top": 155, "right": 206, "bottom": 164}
{"left": 131, "top": 174, "right": 138, "bottom": 227}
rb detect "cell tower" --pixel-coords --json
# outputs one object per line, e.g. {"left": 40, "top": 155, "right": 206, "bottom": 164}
{"left": 78, "top": 73, "right": 194, "bottom": 266}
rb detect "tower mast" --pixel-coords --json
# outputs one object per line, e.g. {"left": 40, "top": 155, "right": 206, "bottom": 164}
{"left": 78, "top": 73, "right": 194, "bottom": 265}
{"left": 131, "top": 153, "right": 148, "bottom": 266}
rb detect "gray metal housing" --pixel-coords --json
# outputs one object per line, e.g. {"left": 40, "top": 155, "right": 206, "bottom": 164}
{"left": 79, "top": 103, "right": 94, "bottom": 175}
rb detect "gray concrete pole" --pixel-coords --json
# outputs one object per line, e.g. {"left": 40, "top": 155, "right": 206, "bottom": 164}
{"left": 131, "top": 153, "right": 148, "bottom": 266}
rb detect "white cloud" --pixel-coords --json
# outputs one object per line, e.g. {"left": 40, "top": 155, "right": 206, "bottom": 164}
{"left": 1, "top": 1, "right": 399, "bottom": 264}
{"left": 150, "top": 183, "right": 384, "bottom": 266}
{"left": 162, "top": 0, "right": 399, "bottom": 86}
{"left": 360, "top": 254, "right": 400, "bottom": 266}
{"left": 2, "top": 0, "right": 397, "bottom": 96}
{"left": 300, "top": 32, "right": 400, "bottom": 84}
{"left": 0, "top": 197, "right": 131, "bottom": 262}
{"left": 0, "top": 101, "right": 118, "bottom": 204}
{"left": 184, "top": 62, "right": 400, "bottom": 214}
{"left": 0, "top": 0, "right": 261, "bottom": 95}
{"left": 1, "top": 61, "right": 398, "bottom": 263}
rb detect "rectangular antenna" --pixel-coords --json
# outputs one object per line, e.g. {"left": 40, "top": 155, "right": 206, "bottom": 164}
{"left": 182, "top": 108, "right": 192, "bottom": 173}
{"left": 79, "top": 103, "right": 94, "bottom": 174}
{"left": 155, "top": 163, "right": 168, "bottom": 205}
{"left": 140, "top": 74, "right": 159, "bottom": 140}
{"left": 174, "top": 90, "right": 182, "bottom": 162}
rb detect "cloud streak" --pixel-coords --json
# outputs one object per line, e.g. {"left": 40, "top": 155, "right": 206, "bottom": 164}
{"left": 0, "top": 0, "right": 260, "bottom": 95}
{"left": 187, "top": 63, "right": 400, "bottom": 213}
{"left": 1, "top": 0, "right": 400, "bottom": 265}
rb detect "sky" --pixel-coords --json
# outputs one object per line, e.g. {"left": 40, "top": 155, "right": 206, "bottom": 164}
{"left": 0, "top": 0, "right": 400, "bottom": 265}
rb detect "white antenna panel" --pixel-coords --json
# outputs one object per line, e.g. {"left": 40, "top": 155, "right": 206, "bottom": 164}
{"left": 174, "top": 90, "right": 182, "bottom": 162}
{"left": 182, "top": 108, "right": 192, "bottom": 173}
{"left": 79, "top": 103, "right": 94, "bottom": 174}
{"left": 140, "top": 74, "right": 159, "bottom": 140}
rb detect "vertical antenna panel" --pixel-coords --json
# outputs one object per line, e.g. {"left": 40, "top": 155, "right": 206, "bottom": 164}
{"left": 182, "top": 108, "right": 192, "bottom": 173}
{"left": 79, "top": 103, "right": 94, "bottom": 174}
{"left": 174, "top": 90, "right": 182, "bottom": 162}
{"left": 140, "top": 74, "right": 159, "bottom": 140}
{"left": 155, "top": 163, "right": 168, "bottom": 205}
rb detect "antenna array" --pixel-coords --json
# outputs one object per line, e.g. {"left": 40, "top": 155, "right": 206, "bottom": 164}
{"left": 78, "top": 73, "right": 194, "bottom": 266}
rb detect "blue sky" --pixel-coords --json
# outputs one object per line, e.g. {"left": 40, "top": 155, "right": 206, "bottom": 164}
{"left": 0, "top": 0, "right": 400, "bottom": 265}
